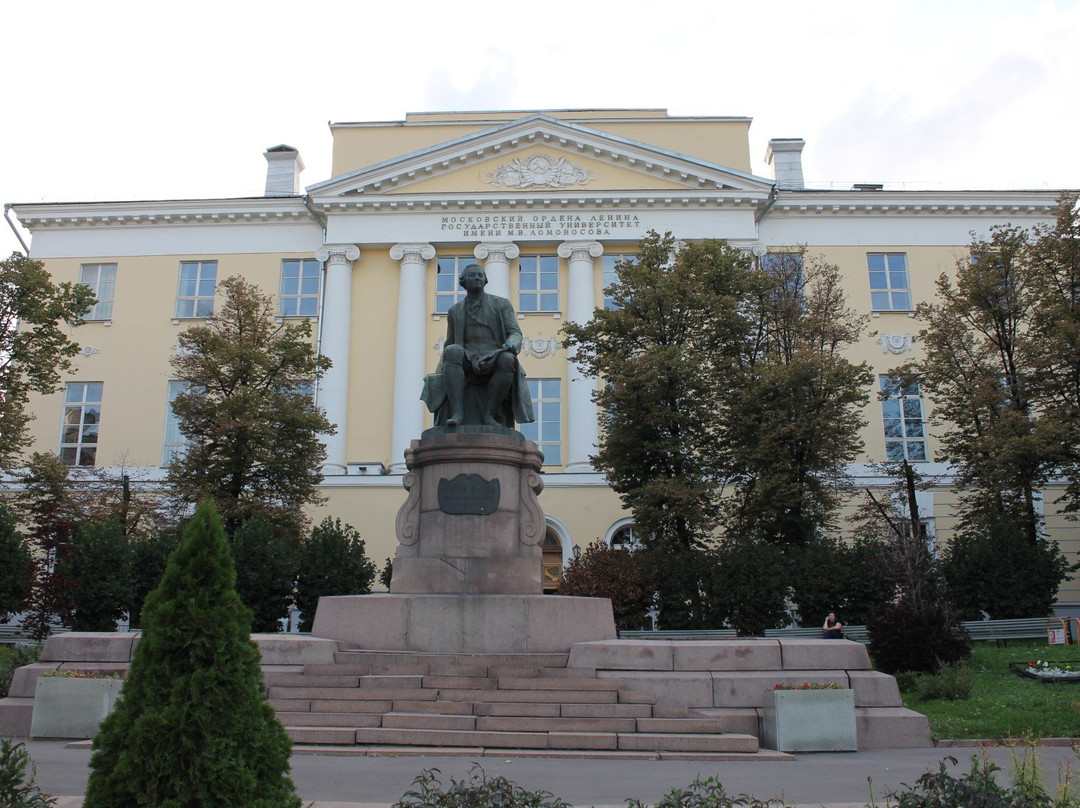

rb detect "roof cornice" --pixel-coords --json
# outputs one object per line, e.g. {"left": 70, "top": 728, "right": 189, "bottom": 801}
{"left": 12, "top": 196, "right": 316, "bottom": 231}
{"left": 768, "top": 188, "right": 1066, "bottom": 217}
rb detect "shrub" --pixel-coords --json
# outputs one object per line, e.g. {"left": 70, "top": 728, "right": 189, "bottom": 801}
{"left": 789, "top": 535, "right": 894, "bottom": 626}
{"left": 627, "top": 775, "right": 789, "bottom": 807}
{"left": 867, "top": 598, "right": 971, "bottom": 674}
{"left": 914, "top": 663, "right": 973, "bottom": 702}
{"left": 64, "top": 518, "right": 132, "bottom": 632}
{"left": 84, "top": 501, "right": 301, "bottom": 808}
{"left": 0, "top": 506, "right": 32, "bottom": 622}
{"left": 127, "top": 527, "right": 181, "bottom": 629}
{"left": 703, "top": 537, "right": 790, "bottom": 636}
{"left": 0, "top": 645, "right": 41, "bottom": 698}
{"left": 0, "top": 738, "right": 55, "bottom": 808}
{"left": 884, "top": 753, "right": 1062, "bottom": 808}
{"left": 943, "top": 518, "right": 1073, "bottom": 620}
{"left": 393, "top": 766, "right": 571, "bottom": 808}
{"left": 556, "top": 540, "right": 654, "bottom": 631}
{"left": 230, "top": 512, "right": 298, "bottom": 633}
{"left": 294, "top": 518, "right": 376, "bottom": 632}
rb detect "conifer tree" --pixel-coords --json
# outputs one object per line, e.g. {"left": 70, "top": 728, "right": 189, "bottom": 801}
{"left": 84, "top": 501, "right": 301, "bottom": 808}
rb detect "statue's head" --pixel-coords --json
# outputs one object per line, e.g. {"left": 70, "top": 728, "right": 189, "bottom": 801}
{"left": 459, "top": 263, "right": 488, "bottom": 289}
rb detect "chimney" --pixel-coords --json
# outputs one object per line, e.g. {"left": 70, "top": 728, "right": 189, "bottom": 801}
{"left": 765, "top": 138, "right": 805, "bottom": 189}
{"left": 263, "top": 144, "right": 305, "bottom": 196}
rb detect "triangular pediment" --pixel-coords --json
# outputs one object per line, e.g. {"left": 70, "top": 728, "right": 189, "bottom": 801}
{"left": 308, "top": 114, "right": 775, "bottom": 205}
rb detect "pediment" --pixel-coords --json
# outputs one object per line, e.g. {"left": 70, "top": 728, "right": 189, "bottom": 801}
{"left": 308, "top": 114, "right": 775, "bottom": 205}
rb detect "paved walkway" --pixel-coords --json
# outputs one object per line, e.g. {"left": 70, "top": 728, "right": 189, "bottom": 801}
{"left": 20, "top": 740, "right": 1080, "bottom": 807}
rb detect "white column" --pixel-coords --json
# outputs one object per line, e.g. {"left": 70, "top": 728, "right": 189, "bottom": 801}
{"left": 558, "top": 241, "right": 604, "bottom": 473}
{"left": 315, "top": 244, "right": 360, "bottom": 474}
{"left": 473, "top": 242, "right": 519, "bottom": 300}
{"left": 389, "top": 243, "right": 436, "bottom": 473}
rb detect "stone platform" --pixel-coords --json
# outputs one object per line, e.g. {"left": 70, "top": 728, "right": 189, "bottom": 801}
{"left": 0, "top": 630, "right": 932, "bottom": 752}
{"left": 312, "top": 593, "right": 617, "bottom": 654}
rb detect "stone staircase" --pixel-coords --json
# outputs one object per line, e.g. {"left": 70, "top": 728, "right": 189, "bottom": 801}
{"left": 267, "top": 646, "right": 762, "bottom": 755}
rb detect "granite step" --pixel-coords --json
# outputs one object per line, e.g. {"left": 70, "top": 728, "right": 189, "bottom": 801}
{"left": 267, "top": 686, "right": 434, "bottom": 701}
{"left": 618, "top": 732, "right": 760, "bottom": 753}
{"left": 436, "top": 688, "right": 619, "bottom": 704}
{"left": 381, "top": 712, "right": 477, "bottom": 731}
{"left": 391, "top": 699, "right": 475, "bottom": 715}
{"left": 476, "top": 715, "right": 638, "bottom": 733}
{"left": 496, "top": 676, "right": 623, "bottom": 691}
{"left": 276, "top": 711, "right": 382, "bottom": 728}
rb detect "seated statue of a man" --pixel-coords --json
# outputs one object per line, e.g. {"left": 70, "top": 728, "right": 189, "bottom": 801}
{"left": 421, "top": 263, "right": 535, "bottom": 429}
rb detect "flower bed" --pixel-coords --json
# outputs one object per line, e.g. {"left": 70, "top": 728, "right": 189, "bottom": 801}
{"left": 1009, "top": 660, "right": 1080, "bottom": 683}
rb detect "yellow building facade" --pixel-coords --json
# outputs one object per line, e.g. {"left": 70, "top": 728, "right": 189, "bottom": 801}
{"left": 9, "top": 109, "right": 1078, "bottom": 611}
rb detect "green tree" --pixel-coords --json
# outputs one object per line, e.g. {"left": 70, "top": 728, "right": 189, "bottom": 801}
{"left": 1026, "top": 193, "right": 1080, "bottom": 514}
{"left": 0, "top": 252, "right": 95, "bottom": 472}
{"left": 294, "top": 517, "right": 376, "bottom": 632}
{"left": 16, "top": 453, "right": 77, "bottom": 641}
{"left": 167, "top": 276, "right": 333, "bottom": 533}
{"left": 63, "top": 518, "right": 132, "bottom": 632}
{"left": 230, "top": 513, "right": 298, "bottom": 633}
{"left": 556, "top": 540, "right": 654, "bottom": 632}
{"left": 562, "top": 232, "right": 759, "bottom": 553}
{"left": 0, "top": 506, "right": 32, "bottom": 623}
{"left": 84, "top": 501, "right": 302, "bottom": 808}
{"left": 725, "top": 250, "right": 872, "bottom": 547}
{"left": 902, "top": 195, "right": 1080, "bottom": 542}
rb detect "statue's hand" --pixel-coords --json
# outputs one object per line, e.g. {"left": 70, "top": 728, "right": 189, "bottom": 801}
{"left": 503, "top": 342, "right": 519, "bottom": 355}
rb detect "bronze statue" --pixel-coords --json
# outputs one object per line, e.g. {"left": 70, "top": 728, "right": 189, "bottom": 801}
{"left": 422, "top": 263, "right": 535, "bottom": 429}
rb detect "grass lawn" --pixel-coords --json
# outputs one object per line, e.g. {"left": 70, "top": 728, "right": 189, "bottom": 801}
{"left": 901, "top": 639, "right": 1080, "bottom": 741}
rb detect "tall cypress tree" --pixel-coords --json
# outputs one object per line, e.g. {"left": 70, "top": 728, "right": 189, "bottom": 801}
{"left": 84, "top": 501, "right": 301, "bottom": 808}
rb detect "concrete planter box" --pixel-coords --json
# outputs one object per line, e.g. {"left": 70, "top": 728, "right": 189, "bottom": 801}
{"left": 30, "top": 677, "right": 124, "bottom": 739}
{"left": 762, "top": 688, "right": 857, "bottom": 752}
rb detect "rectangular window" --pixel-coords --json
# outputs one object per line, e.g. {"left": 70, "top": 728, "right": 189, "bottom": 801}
{"left": 435, "top": 256, "right": 470, "bottom": 314}
{"left": 60, "top": 382, "right": 102, "bottom": 466}
{"left": 162, "top": 381, "right": 188, "bottom": 467}
{"left": 175, "top": 260, "right": 218, "bottom": 319}
{"left": 880, "top": 377, "right": 928, "bottom": 462}
{"left": 518, "top": 255, "right": 559, "bottom": 313}
{"left": 278, "top": 258, "right": 320, "bottom": 317}
{"left": 601, "top": 254, "right": 634, "bottom": 310}
{"left": 519, "top": 379, "right": 561, "bottom": 465}
{"left": 79, "top": 263, "right": 117, "bottom": 321}
{"left": 867, "top": 253, "right": 911, "bottom": 311}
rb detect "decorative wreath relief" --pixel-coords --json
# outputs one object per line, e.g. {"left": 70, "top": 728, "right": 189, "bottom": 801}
{"left": 486, "top": 154, "right": 595, "bottom": 189}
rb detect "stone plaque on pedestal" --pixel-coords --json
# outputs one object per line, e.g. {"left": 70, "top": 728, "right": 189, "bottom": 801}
{"left": 391, "top": 427, "right": 545, "bottom": 595}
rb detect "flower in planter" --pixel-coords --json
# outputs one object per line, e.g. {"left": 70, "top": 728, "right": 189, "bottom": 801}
{"left": 40, "top": 670, "right": 124, "bottom": 680}
{"left": 772, "top": 682, "right": 845, "bottom": 690}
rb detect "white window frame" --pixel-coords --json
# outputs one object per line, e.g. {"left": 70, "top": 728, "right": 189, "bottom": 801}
{"left": 79, "top": 263, "right": 117, "bottom": 321}
{"left": 519, "top": 378, "right": 562, "bottom": 465}
{"left": 60, "top": 382, "right": 103, "bottom": 466}
{"left": 278, "top": 258, "right": 320, "bottom": 318}
{"left": 601, "top": 253, "right": 635, "bottom": 310}
{"left": 175, "top": 260, "right": 218, "bottom": 319}
{"left": 162, "top": 380, "right": 189, "bottom": 467}
{"left": 434, "top": 256, "right": 471, "bottom": 314}
{"left": 867, "top": 253, "right": 912, "bottom": 311}
{"left": 880, "top": 376, "right": 928, "bottom": 462}
{"left": 518, "top": 255, "right": 559, "bottom": 313}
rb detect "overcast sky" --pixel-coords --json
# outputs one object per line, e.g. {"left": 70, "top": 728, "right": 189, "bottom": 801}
{"left": 3, "top": 0, "right": 1077, "bottom": 256}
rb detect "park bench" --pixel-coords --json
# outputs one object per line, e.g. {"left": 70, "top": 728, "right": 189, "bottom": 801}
{"left": 619, "top": 618, "right": 1059, "bottom": 646}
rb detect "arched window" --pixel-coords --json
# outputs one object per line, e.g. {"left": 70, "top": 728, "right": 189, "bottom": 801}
{"left": 541, "top": 528, "right": 563, "bottom": 592}
{"left": 609, "top": 523, "right": 641, "bottom": 551}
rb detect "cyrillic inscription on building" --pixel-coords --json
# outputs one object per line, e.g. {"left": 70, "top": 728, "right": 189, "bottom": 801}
{"left": 440, "top": 212, "right": 643, "bottom": 239}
